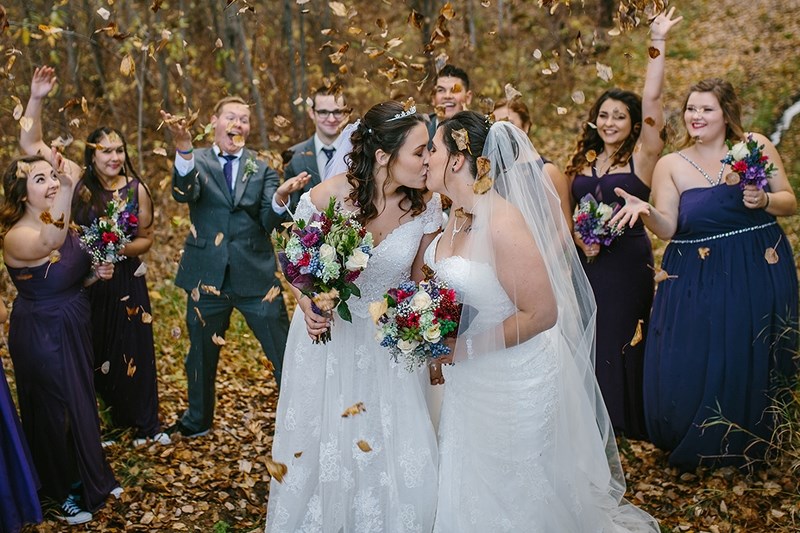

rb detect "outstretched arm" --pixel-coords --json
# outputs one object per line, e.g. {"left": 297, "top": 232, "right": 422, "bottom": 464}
{"left": 637, "top": 8, "right": 682, "bottom": 179}
{"left": 610, "top": 156, "right": 680, "bottom": 240}
{"left": 160, "top": 109, "right": 200, "bottom": 203}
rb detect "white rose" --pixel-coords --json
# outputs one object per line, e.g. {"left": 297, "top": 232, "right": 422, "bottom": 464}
{"left": 410, "top": 291, "right": 433, "bottom": 312}
{"left": 729, "top": 141, "right": 749, "bottom": 161}
{"left": 397, "top": 338, "right": 419, "bottom": 354}
{"left": 309, "top": 221, "right": 323, "bottom": 229}
{"left": 597, "top": 203, "right": 613, "bottom": 222}
{"left": 422, "top": 323, "right": 441, "bottom": 343}
{"left": 319, "top": 243, "right": 336, "bottom": 264}
{"left": 345, "top": 248, "right": 370, "bottom": 271}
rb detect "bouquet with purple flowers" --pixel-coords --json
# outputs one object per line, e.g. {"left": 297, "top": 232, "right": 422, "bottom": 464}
{"left": 78, "top": 190, "right": 138, "bottom": 264}
{"left": 573, "top": 193, "right": 624, "bottom": 262}
{"left": 721, "top": 134, "right": 776, "bottom": 190}
{"left": 273, "top": 196, "right": 373, "bottom": 344}
{"left": 370, "top": 276, "right": 461, "bottom": 371}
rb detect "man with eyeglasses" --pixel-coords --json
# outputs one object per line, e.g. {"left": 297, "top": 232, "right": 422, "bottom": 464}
{"left": 278, "top": 86, "right": 350, "bottom": 210}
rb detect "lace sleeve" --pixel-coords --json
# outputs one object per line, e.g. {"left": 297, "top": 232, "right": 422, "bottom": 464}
{"left": 421, "top": 193, "right": 444, "bottom": 234}
{"left": 291, "top": 191, "right": 318, "bottom": 223}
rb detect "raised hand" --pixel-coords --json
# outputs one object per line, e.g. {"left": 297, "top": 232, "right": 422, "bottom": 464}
{"left": 30, "top": 66, "right": 57, "bottom": 100}
{"left": 275, "top": 172, "right": 312, "bottom": 208}
{"left": 159, "top": 109, "right": 193, "bottom": 149}
{"left": 650, "top": 6, "right": 683, "bottom": 40}
{"left": 610, "top": 187, "right": 651, "bottom": 228}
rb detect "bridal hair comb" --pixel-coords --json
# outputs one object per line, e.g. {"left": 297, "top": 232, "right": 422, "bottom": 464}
{"left": 387, "top": 97, "right": 417, "bottom": 122}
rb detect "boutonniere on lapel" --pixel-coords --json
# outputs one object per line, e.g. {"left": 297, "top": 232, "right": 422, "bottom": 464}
{"left": 243, "top": 157, "right": 259, "bottom": 181}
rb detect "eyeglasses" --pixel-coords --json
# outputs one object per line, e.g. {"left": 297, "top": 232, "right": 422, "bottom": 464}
{"left": 314, "top": 109, "right": 348, "bottom": 119}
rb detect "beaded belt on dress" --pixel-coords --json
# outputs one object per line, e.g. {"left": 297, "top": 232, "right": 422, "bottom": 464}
{"left": 669, "top": 221, "right": 777, "bottom": 244}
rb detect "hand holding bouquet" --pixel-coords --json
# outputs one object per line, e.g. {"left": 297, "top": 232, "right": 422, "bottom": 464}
{"left": 78, "top": 190, "right": 138, "bottom": 264}
{"left": 573, "top": 193, "right": 624, "bottom": 262}
{"left": 721, "top": 133, "right": 776, "bottom": 190}
{"left": 274, "top": 196, "right": 373, "bottom": 344}
{"left": 370, "top": 277, "right": 461, "bottom": 371}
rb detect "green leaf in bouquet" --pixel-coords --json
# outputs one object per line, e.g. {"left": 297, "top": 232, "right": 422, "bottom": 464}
{"left": 347, "top": 282, "right": 361, "bottom": 298}
{"left": 337, "top": 300, "right": 352, "bottom": 323}
{"left": 339, "top": 284, "right": 351, "bottom": 301}
{"left": 324, "top": 196, "right": 337, "bottom": 219}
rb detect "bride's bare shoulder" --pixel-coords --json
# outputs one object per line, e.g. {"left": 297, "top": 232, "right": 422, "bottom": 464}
{"left": 309, "top": 173, "right": 351, "bottom": 210}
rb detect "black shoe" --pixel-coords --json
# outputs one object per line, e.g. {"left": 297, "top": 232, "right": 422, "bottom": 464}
{"left": 165, "top": 421, "right": 210, "bottom": 438}
{"left": 57, "top": 495, "right": 92, "bottom": 525}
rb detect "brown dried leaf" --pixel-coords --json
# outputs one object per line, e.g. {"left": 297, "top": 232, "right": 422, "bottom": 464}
{"left": 294, "top": 451, "right": 303, "bottom": 458}
{"left": 651, "top": 266, "right": 677, "bottom": 284}
{"left": 440, "top": 2, "right": 455, "bottom": 19}
{"left": 120, "top": 54, "right": 135, "bottom": 77}
{"left": 644, "top": 116, "right": 656, "bottom": 127}
{"left": 0, "top": 5, "right": 8, "bottom": 34}
{"left": 11, "top": 96, "right": 23, "bottom": 120}
{"left": 201, "top": 284, "right": 221, "bottom": 296}
{"left": 211, "top": 333, "right": 226, "bottom": 346}
{"left": 273, "top": 115, "right": 291, "bottom": 128}
{"left": 342, "top": 402, "right": 366, "bottom": 417}
{"left": 141, "top": 311, "right": 153, "bottom": 324}
{"left": 126, "top": 356, "right": 137, "bottom": 377}
{"left": 356, "top": 440, "right": 372, "bottom": 452}
{"left": 328, "top": 1, "right": 347, "bottom": 17}
{"left": 724, "top": 172, "right": 741, "bottom": 186}
{"left": 451, "top": 128, "right": 470, "bottom": 153}
{"left": 630, "top": 319, "right": 644, "bottom": 347}
{"left": 262, "top": 286, "right": 281, "bottom": 303}
{"left": 407, "top": 9, "right": 424, "bottom": 29}
{"left": 503, "top": 83, "right": 521, "bottom": 101}
{"left": 764, "top": 247, "right": 779, "bottom": 264}
{"left": 214, "top": 232, "right": 224, "bottom": 246}
{"left": 52, "top": 213, "right": 65, "bottom": 229}
{"left": 595, "top": 62, "right": 613, "bottom": 82}
{"left": 473, "top": 157, "right": 493, "bottom": 195}
{"left": 648, "top": 46, "right": 661, "bottom": 59}
{"left": 266, "top": 457, "right": 288, "bottom": 482}
{"left": 586, "top": 150, "right": 598, "bottom": 163}
{"left": 39, "top": 211, "right": 54, "bottom": 224}
{"left": 193, "top": 306, "right": 206, "bottom": 327}
{"left": 698, "top": 247, "right": 710, "bottom": 260}
{"left": 191, "top": 286, "right": 201, "bottom": 302}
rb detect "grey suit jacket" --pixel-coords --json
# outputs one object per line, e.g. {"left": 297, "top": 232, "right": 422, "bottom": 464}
{"left": 283, "top": 136, "right": 320, "bottom": 208}
{"left": 171, "top": 147, "right": 284, "bottom": 297}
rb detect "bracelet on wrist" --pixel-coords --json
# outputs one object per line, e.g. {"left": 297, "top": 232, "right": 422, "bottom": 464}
{"left": 176, "top": 147, "right": 194, "bottom": 155}
{"left": 764, "top": 193, "right": 770, "bottom": 209}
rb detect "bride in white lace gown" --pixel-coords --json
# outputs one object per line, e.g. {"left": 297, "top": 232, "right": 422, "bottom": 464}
{"left": 424, "top": 112, "right": 660, "bottom": 532}
{"left": 266, "top": 102, "right": 441, "bottom": 533}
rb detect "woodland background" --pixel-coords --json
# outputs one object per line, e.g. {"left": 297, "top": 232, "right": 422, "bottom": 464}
{"left": 1, "top": 0, "right": 799, "bottom": 531}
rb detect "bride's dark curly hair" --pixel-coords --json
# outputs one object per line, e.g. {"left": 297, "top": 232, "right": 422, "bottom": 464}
{"left": 346, "top": 101, "right": 427, "bottom": 225}
{"left": 0, "top": 155, "right": 49, "bottom": 243}
{"left": 564, "top": 88, "right": 642, "bottom": 179}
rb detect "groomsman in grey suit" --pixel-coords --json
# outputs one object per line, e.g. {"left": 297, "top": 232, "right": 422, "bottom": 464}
{"left": 160, "top": 97, "right": 308, "bottom": 438}
{"left": 426, "top": 64, "right": 473, "bottom": 141}
{"left": 281, "top": 86, "right": 349, "bottom": 207}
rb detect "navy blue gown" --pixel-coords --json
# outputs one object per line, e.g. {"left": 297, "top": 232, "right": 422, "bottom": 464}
{"left": 572, "top": 160, "right": 654, "bottom": 440}
{"left": 1, "top": 364, "right": 42, "bottom": 532}
{"left": 644, "top": 183, "right": 798, "bottom": 470}
{"left": 74, "top": 179, "right": 162, "bottom": 439}
{"left": 6, "top": 233, "right": 118, "bottom": 512}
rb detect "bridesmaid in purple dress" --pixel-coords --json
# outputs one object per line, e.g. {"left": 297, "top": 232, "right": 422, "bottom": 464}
{"left": 20, "top": 67, "right": 166, "bottom": 447}
{"left": 557, "top": 9, "right": 682, "bottom": 440}
{"left": 613, "top": 79, "right": 797, "bottom": 470}
{"left": 0, "top": 154, "right": 119, "bottom": 525}
{"left": 0, "top": 298, "right": 43, "bottom": 533}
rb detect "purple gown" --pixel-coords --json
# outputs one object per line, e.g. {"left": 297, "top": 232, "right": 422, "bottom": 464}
{"left": 1, "top": 364, "right": 42, "bottom": 532}
{"left": 6, "top": 233, "right": 118, "bottom": 512}
{"left": 644, "top": 184, "right": 798, "bottom": 470}
{"left": 572, "top": 160, "right": 654, "bottom": 440}
{"left": 74, "top": 179, "right": 161, "bottom": 438}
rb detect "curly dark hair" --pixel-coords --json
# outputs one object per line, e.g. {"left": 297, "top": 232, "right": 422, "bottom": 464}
{"left": 565, "top": 88, "right": 642, "bottom": 179}
{"left": 437, "top": 110, "right": 492, "bottom": 186}
{"left": 73, "top": 126, "right": 152, "bottom": 227}
{"left": 0, "top": 154, "right": 49, "bottom": 242}
{"left": 345, "top": 101, "right": 427, "bottom": 225}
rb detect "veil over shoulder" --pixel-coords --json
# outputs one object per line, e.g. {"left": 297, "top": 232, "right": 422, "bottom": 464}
{"left": 430, "top": 121, "right": 658, "bottom": 532}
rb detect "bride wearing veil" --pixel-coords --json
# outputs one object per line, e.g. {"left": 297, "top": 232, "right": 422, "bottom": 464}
{"left": 423, "top": 111, "right": 659, "bottom": 532}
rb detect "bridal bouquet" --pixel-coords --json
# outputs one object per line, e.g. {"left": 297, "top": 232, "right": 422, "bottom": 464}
{"left": 274, "top": 196, "right": 373, "bottom": 344}
{"left": 573, "top": 193, "right": 624, "bottom": 262}
{"left": 78, "top": 190, "right": 138, "bottom": 264}
{"left": 721, "top": 134, "right": 776, "bottom": 190}
{"left": 370, "top": 277, "right": 461, "bottom": 370}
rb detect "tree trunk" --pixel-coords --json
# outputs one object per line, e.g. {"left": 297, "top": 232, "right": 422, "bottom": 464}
{"left": 233, "top": 13, "right": 268, "bottom": 148}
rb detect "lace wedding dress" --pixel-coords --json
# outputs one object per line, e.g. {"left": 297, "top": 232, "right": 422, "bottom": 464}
{"left": 265, "top": 192, "right": 441, "bottom": 533}
{"left": 425, "top": 232, "right": 659, "bottom": 533}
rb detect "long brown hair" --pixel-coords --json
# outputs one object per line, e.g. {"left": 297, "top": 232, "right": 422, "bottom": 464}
{"left": 345, "top": 101, "right": 427, "bottom": 225}
{"left": 677, "top": 78, "right": 745, "bottom": 149}
{"left": 565, "top": 88, "right": 642, "bottom": 179}
{"left": 0, "top": 155, "right": 49, "bottom": 243}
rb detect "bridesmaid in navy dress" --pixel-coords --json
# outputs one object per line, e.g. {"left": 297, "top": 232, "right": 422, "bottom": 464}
{"left": 21, "top": 66, "right": 166, "bottom": 447}
{"left": 558, "top": 9, "right": 682, "bottom": 439}
{"left": 1, "top": 154, "right": 119, "bottom": 524}
{"left": 613, "top": 78, "right": 798, "bottom": 470}
{"left": 0, "top": 298, "right": 43, "bottom": 533}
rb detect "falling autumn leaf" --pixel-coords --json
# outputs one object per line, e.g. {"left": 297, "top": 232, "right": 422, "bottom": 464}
{"left": 356, "top": 440, "right": 372, "bottom": 452}
{"left": 100, "top": 361, "right": 111, "bottom": 374}
{"left": 451, "top": 128, "right": 470, "bottom": 153}
{"left": 214, "top": 232, "right": 224, "bottom": 246}
{"left": 571, "top": 91, "right": 585, "bottom": 104}
{"left": 141, "top": 311, "right": 153, "bottom": 324}
{"left": 596, "top": 62, "right": 613, "bottom": 82}
{"left": 648, "top": 46, "right": 661, "bottom": 59}
{"left": 194, "top": 306, "right": 206, "bottom": 327}
{"left": 97, "top": 7, "right": 111, "bottom": 20}
{"left": 556, "top": 106, "right": 568, "bottom": 115}
{"left": 586, "top": 150, "right": 598, "bottom": 163}
{"left": 724, "top": 172, "right": 741, "bottom": 186}
{"left": 504, "top": 83, "right": 522, "bottom": 101}
{"left": 473, "top": 157, "right": 493, "bottom": 195}
{"left": 764, "top": 247, "right": 779, "bottom": 264}
{"left": 266, "top": 457, "right": 288, "bottom": 482}
{"left": 407, "top": 9, "right": 424, "bottom": 29}
{"left": 191, "top": 286, "right": 201, "bottom": 302}
{"left": 0, "top": 5, "right": 8, "bottom": 34}
{"left": 328, "top": 1, "right": 348, "bottom": 17}
{"left": 342, "top": 402, "right": 366, "bottom": 417}
{"left": 120, "top": 54, "right": 135, "bottom": 77}
{"left": 650, "top": 266, "right": 677, "bottom": 284}
{"left": 211, "top": 333, "right": 226, "bottom": 346}
{"left": 262, "top": 286, "right": 281, "bottom": 303}
{"left": 629, "top": 319, "right": 644, "bottom": 347}
{"left": 127, "top": 356, "right": 137, "bottom": 377}
{"left": 273, "top": 115, "right": 291, "bottom": 128}
{"left": 19, "top": 116, "right": 33, "bottom": 132}
{"left": 440, "top": 2, "right": 455, "bottom": 20}
{"left": 201, "top": 284, "right": 221, "bottom": 296}
{"left": 698, "top": 247, "right": 710, "bottom": 260}
{"left": 11, "top": 96, "right": 23, "bottom": 120}
{"left": 294, "top": 451, "right": 303, "bottom": 458}
{"left": 644, "top": 116, "right": 656, "bottom": 127}
{"left": 39, "top": 211, "right": 54, "bottom": 225}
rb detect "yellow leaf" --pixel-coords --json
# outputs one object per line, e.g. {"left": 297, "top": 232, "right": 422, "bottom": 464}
{"left": 126, "top": 356, "right": 137, "bottom": 377}
{"left": 629, "top": 319, "right": 644, "bottom": 347}
{"left": 262, "top": 286, "right": 281, "bottom": 303}
{"left": 356, "top": 440, "right": 372, "bottom": 452}
{"left": 141, "top": 311, "right": 153, "bottom": 324}
{"left": 19, "top": 116, "right": 33, "bottom": 132}
{"left": 153, "top": 147, "right": 167, "bottom": 157}
{"left": 328, "top": 1, "right": 347, "bottom": 17}
{"left": 440, "top": 2, "right": 455, "bottom": 19}
{"left": 342, "top": 402, "right": 366, "bottom": 417}
{"left": 201, "top": 284, "right": 221, "bottom": 296}
{"left": 120, "top": 54, "right": 135, "bottom": 77}
{"left": 697, "top": 247, "right": 710, "bottom": 260}
{"left": 273, "top": 115, "right": 291, "bottom": 128}
{"left": 215, "top": 232, "right": 224, "bottom": 246}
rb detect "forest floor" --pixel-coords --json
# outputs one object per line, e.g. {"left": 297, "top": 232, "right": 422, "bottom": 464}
{"left": 4, "top": 0, "right": 800, "bottom": 531}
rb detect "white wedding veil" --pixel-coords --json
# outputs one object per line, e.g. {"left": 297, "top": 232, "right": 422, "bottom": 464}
{"left": 452, "top": 120, "right": 658, "bottom": 531}
{"left": 323, "top": 121, "right": 358, "bottom": 181}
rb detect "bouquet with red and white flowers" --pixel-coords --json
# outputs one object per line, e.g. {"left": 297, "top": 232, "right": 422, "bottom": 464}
{"left": 78, "top": 190, "right": 138, "bottom": 264}
{"left": 721, "top": 134, "right": 776, "bottom": 191}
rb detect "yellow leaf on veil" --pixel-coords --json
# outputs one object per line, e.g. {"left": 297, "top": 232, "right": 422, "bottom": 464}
{"left": 473, "top": 156, "right": 493, "bottom": 195}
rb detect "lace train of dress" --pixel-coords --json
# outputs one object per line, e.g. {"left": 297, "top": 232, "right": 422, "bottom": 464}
{"left": 426, "top": 234, "right": 658, "bottom": 533}
{"left": 266, "top": 193, "right": 441, "bottom": 533}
